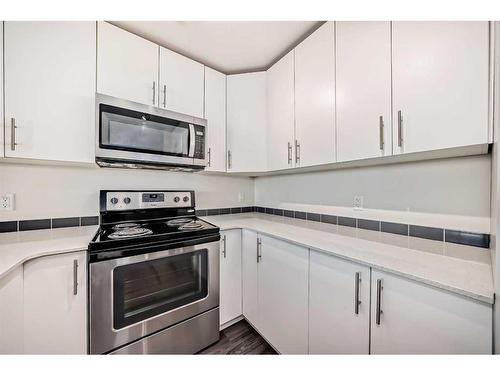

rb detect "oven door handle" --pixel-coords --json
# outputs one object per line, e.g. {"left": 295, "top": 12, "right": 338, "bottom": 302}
{"left": 188, "top": 124, "right": 195, "bottom": 158}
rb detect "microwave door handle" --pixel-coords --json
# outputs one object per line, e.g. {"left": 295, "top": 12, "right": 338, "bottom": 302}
{"left": 188, "top": 124, "right": 195, "bottom": 157}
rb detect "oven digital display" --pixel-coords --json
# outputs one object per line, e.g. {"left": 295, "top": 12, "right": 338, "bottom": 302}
{"left": 142, "top": 193, "right": 165, "bottom": 202}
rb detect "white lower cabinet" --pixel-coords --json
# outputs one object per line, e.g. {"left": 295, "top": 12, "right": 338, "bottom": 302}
{"left": 23, "top": 251, "right": 87, "bottom": 354}
{"left": 242, "top": 230, "right": 260, "bottom": 329}
{"left": 219, "top": 230, "right": 242, "bottom": 326}
{"left": 0, "top": 266, "right": 24, "bottom": 354}
{"left": 370, "top": 270, "right": 492, "bottom": 354}
{"left": 309, "top": 251, "right": 370, "bottom": 354}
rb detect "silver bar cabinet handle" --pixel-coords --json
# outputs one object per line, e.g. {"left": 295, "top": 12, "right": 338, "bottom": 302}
{"left": 152, "top": 81, "right": 156, "bottom": 105}
{"left": 354, "top": 272, "right": 361, "bottom": 315}
{"left": 397, "top": 110, "right": 403, "bottom": 147}
{"left": 207, "top": 147, "right": 211, "bottom": 167}
{"left": 222, "top": 235, "right": 227, "bottom": 258}
{"left": 10, "top": 118, "right": 17, "bottom": 151}
{"left": 295, "top": 140, "right": 300, "bottom": 164}
{"left": 287, "top": 142, "right": 292, "bottom": 165}
{"left": 256, "top": 237, "right": 262, "bottom": 263}
{"left": 227, "top": 150, "right": 232, "bottom": 169}
{"left": 376, "top": 278, "right": 383, "bottom": 325}
{"left": 379, "top": 115, "right": 384, "bottom": 151}
{"left": 163, "top": 84, "right": 167, "bottom": 108}
{"left": 73, "top": 259, "right": 79, "bottom": 295}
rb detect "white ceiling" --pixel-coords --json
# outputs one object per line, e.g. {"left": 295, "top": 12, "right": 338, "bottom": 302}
{"left": 111, "top": 21, "right": 323, "bottom": 74}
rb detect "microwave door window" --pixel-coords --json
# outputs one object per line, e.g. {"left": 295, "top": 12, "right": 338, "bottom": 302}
{"left": 101, "top": 112, "right": 189, "bottom": 157}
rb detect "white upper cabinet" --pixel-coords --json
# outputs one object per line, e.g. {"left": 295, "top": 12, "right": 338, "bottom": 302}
{"left": 309, "top": 251, "right": 370, "bottom": 354}
{"left": 204, "top": 67, "right": 227, "bottom": 172}
{"left": 227, "top": 72, "right": 268, "bottom": 173}
{"left": 4, "top": 21, "right": 96, "bottom": 163}
{"left": 97, "top": 22, "right": 159, "bottom": 106}
{"left": 336, "top": 22, "right": 392, "bottom": 162}
{"left": 294, "top": 21, "right": 336, "bottom": 167}
{"left": 370, "top": 269, "right": 492, "bottom": 354}
{"left": 267, "top": 50, "right": 295, "bottom": 171}
{"left": 23, "top": 251, "right": 87, "bottom": 354}
{"left": 159, "top": 47, "right": 204, "bottom": 117}
{"left": 392, "top": 21, "right": 490, "bottom": 155}
{"left": 0, "top": 23, "right": 4, "bottom": 158}
{"left": 219, "top": 230, "right": 242, "bottom": 326}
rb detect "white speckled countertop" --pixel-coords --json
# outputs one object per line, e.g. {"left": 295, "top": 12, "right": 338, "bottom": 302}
{"left": 0, "top": 213, "right": 493, "bottom": 304}
{"left": 0, "top": 225, "right": 98, "bottom": 279}
{"left": 202, "top": 213, "right": 494, "bottom": 304}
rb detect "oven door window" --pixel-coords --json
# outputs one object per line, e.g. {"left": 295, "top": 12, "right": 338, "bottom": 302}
{"left": 100, "top": 104, "right": 190, "bottom": 157}
{"left": 113, "top": 249, "right": 208, "bottom": 329}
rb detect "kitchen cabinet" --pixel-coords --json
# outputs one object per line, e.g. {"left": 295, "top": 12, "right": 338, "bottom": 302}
{"left": 23, "top": 251, "right": 87, "bottom": 354}
{"left": 219, "top": 230, "right": 242, "bottom": 326}
{"left": 204, "top": 67, "right": 227, "bottom": 172}
{"left": 370, "top": 269, "right": 492, "bottom": 354}
{"left": 97, "top": 21, "right": 159, "bottom": 106}
{"left": 0, "top": 23, "right": 3, "bottom": 158}
{"left": 392, "top": 21, "right": 489, "bottom": 155}
{"left": 267, "top": 50, "right": 295, "bottom": 170}
{"left": 336, "top": 21, "right": 392, "bottom": 162}
{"left": 309, "top": 251, "right": 370, "bottom": 354}
{"left": 294, "top": 21, "right": 336, "bottom": 167}
{"left": 0, "top": 266, "right": 24, "bottom": 354}
{"left": 258, "top": 234, "right": 309, "bottom": 354}
{"left": 4, "top": 21, "right": 96, "bottom": 163}
{"left": 242, "top": 229, "right": 260, "bottom": 329}
{"left": 227, "top": 72, "right": 268, "bottom": 173}
{"left": 159, "top": 47, "right": 204, "bottom": 117}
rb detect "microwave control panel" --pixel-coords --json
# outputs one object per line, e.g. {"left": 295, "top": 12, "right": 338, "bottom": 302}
{"left": 193, "top": 125, "right": 205, "bottom": 159}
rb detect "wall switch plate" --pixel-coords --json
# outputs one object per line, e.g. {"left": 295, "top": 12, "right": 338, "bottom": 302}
{"left": 0, "top": 194, "right": 15, "bottom": 211}
{"left": 353, "top": 195, "right": 363, "bottom": 210}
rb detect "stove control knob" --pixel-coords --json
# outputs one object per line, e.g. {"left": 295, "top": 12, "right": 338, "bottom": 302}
{"left": 123, "top": 197, "right": 131, "bottom": 204}
{"left": 110, "top": 197, "right": 118, "bottom": 205}
{"left": 174, "top": 196, "right": 180, "bottom": 203}
{"left": 183, "top": 196, "right": 189, "bottom": 202}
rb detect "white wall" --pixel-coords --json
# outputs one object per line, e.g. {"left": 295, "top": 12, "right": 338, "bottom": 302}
{"left": 0, "top": 163, "right": 254, "bottom": 220}
{"left": 255, "top": 155, "right": 491, "bottom": 218}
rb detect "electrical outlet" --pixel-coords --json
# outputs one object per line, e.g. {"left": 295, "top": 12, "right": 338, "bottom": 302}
{"left": 353, "top": 195, "right": 363, "bottom": 210}
{"left": 238, "top": 192, "right": 245, "bottom": 203}
{"left": 0, "top": 194, "right": 15, "bottom": 211}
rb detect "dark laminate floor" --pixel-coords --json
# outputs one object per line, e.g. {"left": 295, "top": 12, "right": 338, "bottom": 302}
{"left": 198, "top": 319, "right": 277, "bottom": 354}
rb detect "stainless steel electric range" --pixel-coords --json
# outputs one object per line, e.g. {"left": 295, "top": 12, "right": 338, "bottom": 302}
{"left": 88, "top": 190, "right": 220, "bottom": 354}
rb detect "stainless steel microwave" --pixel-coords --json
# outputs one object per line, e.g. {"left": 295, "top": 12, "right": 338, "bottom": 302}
{"left": 95, "top": 94, "right": 207, "bottom": 171}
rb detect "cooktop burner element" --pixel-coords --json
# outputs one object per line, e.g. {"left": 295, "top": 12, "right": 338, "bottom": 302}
{"left": 112, "top": 222, "right": 140, "bottom": 230}
{"left": 108, "top": 227, "right": 153, "bottom": 239}
{"left": 179, "top": 220, "right": 205, "bottom": 230}
{"left": 166, "top": 217, "right": 194, "bottom": 227}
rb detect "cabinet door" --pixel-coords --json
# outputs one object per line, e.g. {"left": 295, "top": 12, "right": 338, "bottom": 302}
{"left": 159, "top": 47, "right": 204, "bottom": 117}
{"left": 204, "top": 67, "right": 227, "bottom": 172}
{"left": 295, "top": 21, "right": 336, "bottom": 167}
{"left": 23, "top": 252, "right": 87, "bottom": 354}
{"left": 220, "top": 229, "right": 242, "bottom": 326}
{"left": 258, "top": 235, "right": 309, "bottom": 354}
{"left": 0, "top": 266, "right": 23, "bottom": 354}
{"left": 227, "top": 72, "right": 267, "bottom": 172}
{"left": 4, "top": 21, "right": 96, "bottom": 162}
{"left": 267, "top": 50, "right": 295, "bottom": 170}
{"left": 0, "top": 23, "right": 3, "bottom": 158}
{"left": 370, "top": 270, "right": 492, "bottom": 354}
{"left": 97, "top": 21, "right": 159, "bottom": 106}
{"left": 392, "top": 21, "right": 489, "bottom": 155}
{"left": 336, "top": 22, "right": 392, "bottom": 162}
{"left": 241, "top": 230, "right": 259, "bottom": 328}
{"left": 309, "top": 251, "right": 370, "bottom": 354}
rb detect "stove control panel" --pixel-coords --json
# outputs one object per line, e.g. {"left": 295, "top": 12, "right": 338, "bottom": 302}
{"left": 105, "top": 191, "right": 193, "bottom": 211}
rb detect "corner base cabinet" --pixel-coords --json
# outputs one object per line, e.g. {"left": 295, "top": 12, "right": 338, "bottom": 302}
{"left": 219, "top": 230, "right": 242, "bottom": 326}
{"left": 23, "top": 251, "right": 87, "bottom": 354}
{"left": 370, "top": 270, "right": 492, "bottom": 354}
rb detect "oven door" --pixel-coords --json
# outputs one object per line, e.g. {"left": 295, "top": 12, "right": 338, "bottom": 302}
{"left": 90, "top": 240, "right": 219, "bottom": 354}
